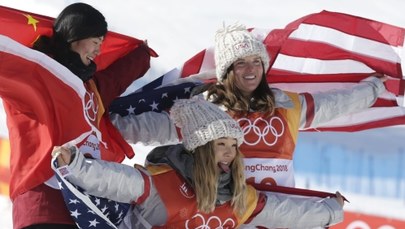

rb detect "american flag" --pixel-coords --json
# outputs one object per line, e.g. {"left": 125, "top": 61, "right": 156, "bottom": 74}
{"left": 110, "top": 72, "right": 203, "bottom": 116}
{"left": 110, "top": 10, "right": 405, "bottom": 131}
{"left": 52, "top": 158, "right": 130, "bottom": 229}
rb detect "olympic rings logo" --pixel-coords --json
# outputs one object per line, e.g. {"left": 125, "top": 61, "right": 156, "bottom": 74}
{"left": 185, "top": 213, "right": 235, "bottom": 229}
{"left": 84, "top": 91, "right": 98, "bottom": 122}
{"left": 346, "top": 220, "right": 396, "bottom": 229}
{"left": 237, "top": 116, "right": 285, "bottom": 146}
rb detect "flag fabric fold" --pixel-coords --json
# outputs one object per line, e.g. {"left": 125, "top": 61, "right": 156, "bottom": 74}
{"left": 0, "top": 6, "right": 153, "bottom": 199}
{"left": 110, "top": 10, "right": 405, "bottom": 131}
{"left": 0, "top": 5, "right": 155, "bottom": 71}
{"left": 52, "top": 157, "right": 129, "bottom": 229}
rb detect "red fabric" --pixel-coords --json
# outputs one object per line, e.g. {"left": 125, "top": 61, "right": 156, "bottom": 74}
{"left": 0, "top": 47, "right": 136, "bottom": 199}
{"left": 253, "top": 183, "right": 348, "bottom": 202}
{"left": 0, "top": 5, "right": 157, "bottom": 72}
{"left": 12, "top": 184, "right": 75, "bottom": 228}
{"left": 332, "top": 211, "right": 405, "bottom": 229}
{"left": 170, "top": 10, "right": 405, "bottom": 131}
{"left": 0, "top": 6, "right": 156, "bottom": 227}
{"left": 93, "top": 43, "right": 152, "bottom": 108}
{"left": 150, "top": 167, "right": 239, "bottom": 228}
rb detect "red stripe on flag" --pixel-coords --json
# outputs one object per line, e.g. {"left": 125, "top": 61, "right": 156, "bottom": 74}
{"left": 181, "top": 50, "right": 206, "bottom": 77}
{"left": 302, "top": 93, "right": 315, "bottom": 129}
{"left": 278, "top": 39, "right": 401, "bottom": 78}
{"left": 286, "top": 10, "right": 405, "bottom": 46}
{"left": 253, "top": 183, "right": 348, "bottom": 202}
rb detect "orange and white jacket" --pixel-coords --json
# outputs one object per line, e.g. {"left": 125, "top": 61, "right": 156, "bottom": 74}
{"left": 63, "top": 144, "right": 344, "bottom": 228}
{"left": 112, "top": 76, "right": 385, "bottom": 188}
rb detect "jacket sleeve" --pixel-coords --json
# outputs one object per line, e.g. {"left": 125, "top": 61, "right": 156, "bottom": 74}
{"left": 299, "top": 76, "right": 386, "bottom": 129}
{"left": 246, "top": 192, "right": 344, "bottom": 228}
{"left": 93, "top": 43, "right": 152, "bottom": 108}
{"left": 65, "top": 150, "right": 150, "bottom": 204}
{"left": 110, "top": 111, "right": 180, "bottom": 145}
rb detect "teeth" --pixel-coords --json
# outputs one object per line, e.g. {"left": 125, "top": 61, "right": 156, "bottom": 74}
{"left": 244, "top": 75, "right": 255, "bottom": 79}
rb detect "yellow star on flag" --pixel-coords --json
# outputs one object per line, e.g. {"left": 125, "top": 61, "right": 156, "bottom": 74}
{"left": 24, "top": 14, "right": 39, "bottom": 31}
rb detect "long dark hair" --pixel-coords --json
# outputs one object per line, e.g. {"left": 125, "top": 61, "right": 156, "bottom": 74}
{"left": 206, "top": 65, "right": 276, "bottom": 116}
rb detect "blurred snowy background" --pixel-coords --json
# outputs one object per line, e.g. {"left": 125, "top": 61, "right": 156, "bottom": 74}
{"left": 0, "top": 0, "right": 405, "bottom": 228}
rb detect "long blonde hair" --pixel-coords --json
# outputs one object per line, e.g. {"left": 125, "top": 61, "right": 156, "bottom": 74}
{"left": 192, "top": 141, "right": 247, "bottom": 216}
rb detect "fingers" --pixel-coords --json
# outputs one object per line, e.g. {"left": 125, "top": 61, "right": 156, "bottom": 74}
{"left": 335, "top": 191, "right": 345, "bottom": 207}
{"left": 53, "top": 146, "right": 72, "bottom": 167}
{"left": 372, "top": 72, "right": 388, "bottom": 82}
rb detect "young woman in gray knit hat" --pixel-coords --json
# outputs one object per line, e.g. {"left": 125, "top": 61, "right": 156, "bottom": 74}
{"left": 6, "top": 3, "right": 154, "bottom": 228}
{"left": 53, "top": 97, "right": 345, "bottom": 228}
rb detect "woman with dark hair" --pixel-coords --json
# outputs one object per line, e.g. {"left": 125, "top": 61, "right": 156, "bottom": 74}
{"left": 4, "top": 3, "right": 154, "bottom": 228}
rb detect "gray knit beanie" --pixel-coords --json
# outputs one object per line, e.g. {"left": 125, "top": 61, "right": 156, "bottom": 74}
{"left": 170, "top": 97, "right": 244, "bottom": 151}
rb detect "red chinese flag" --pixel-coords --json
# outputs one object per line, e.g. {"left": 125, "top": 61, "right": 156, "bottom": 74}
{"left": 0, "top": 5, "right": 156, "bottom": 71}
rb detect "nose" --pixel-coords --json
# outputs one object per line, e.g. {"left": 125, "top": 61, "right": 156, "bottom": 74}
{"left": 223, "top": 146, "right": 233, "bottom": 157}
{"left": 245, "top": 62, "right": 254, "bottom": 71}
{"left": 94, "top": 47, "right": 100, "bottom": 56}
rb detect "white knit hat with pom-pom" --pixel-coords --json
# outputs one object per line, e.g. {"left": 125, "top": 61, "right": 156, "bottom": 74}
{"left": 170, "top": 97, "right": 244, "bottom": 151}
{"left": 214, "top": 23, "right": 270, "bottom": 81}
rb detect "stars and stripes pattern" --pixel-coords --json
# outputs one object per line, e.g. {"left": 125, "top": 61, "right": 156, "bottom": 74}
{"left": 110, "top": 80, "right": 202, "bottom": 116}
{"left": 52, "top": 158, "right": 130, "bottom": 229}
{"left": 110, "top": 10, "right": 405, "bottom": 131}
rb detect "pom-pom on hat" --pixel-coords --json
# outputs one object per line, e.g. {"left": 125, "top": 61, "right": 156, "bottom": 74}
{"left": 214, "top": 23, "right": 270, "bottom": 81}
{"left": 53, "top": 3, "right": 108, "bottom": 43}
{"left": 170, "top": 97, "right": 244, "bottom": 151}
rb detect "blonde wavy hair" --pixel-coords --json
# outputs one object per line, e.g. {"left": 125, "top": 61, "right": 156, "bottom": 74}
{"left": 192, "top": 140, "right": 248, "bottom": 216}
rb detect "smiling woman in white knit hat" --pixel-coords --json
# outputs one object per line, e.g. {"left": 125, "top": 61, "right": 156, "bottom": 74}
{"left": 105, "top": 22, "right": 385, "bottom": 228}
{"left": 195, "top": 22, "right": 387, "bottom": 191}
{"left": 111, "top": 22, "right": 386, "bottom": 195}
{"left": 53, "top": 97, "right": 345, "bottom": 228}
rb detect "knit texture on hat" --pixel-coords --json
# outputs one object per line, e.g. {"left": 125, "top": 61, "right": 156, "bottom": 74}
{"left": 214, "top": 23, "right": 270, "bottom": 81}
{"left": 170, "top": 97, "right": 244, "bottom": 151}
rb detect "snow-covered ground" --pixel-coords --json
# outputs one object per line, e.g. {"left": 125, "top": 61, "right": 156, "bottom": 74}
{"left": 1, "top": 0, "right": 405, "bottom": 228}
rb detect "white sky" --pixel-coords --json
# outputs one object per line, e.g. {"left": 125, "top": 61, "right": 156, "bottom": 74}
{"left": 1, "top": 0, "right": 405, "bottom": 228}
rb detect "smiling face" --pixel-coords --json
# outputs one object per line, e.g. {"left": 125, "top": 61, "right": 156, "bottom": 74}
{"left": 70, "top": 36, "right": 104, "bottom": 66}
{"left": 231, "top": 55, "right": 264, "bottom": 97}
{"left": 213, "top": 137, "right": 238, "bottom": 173}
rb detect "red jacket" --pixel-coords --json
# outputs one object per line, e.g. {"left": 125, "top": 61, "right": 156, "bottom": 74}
{"left": 0, "top": 34, "right": 154, "bottom": 228}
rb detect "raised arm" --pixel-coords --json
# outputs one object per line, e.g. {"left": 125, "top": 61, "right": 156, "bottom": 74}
{"left": 110, "top": 111, "right": 179, "bottom": 145}
{"left": 246, "top": 191, "right": 344, "bottom": 228}
{"left": 53, "top": 146, "right": 150, "bottom": 204}
{"left": 299, "top": 75, "right": 386, "bottom": 129}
